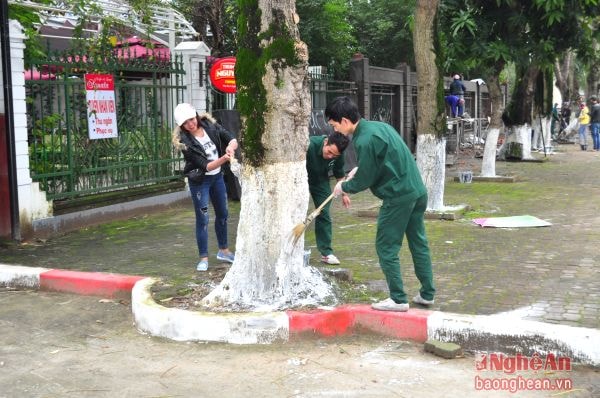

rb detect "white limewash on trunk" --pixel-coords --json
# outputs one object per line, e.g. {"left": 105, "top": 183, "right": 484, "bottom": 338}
{"left": 416, "top": 134, "right": 446, "bottom": 211}
{"left": 202, "top": 161, "right": 335, "bottom": 311}
{"left": 480, "top": 127, "right": 500, "bottom": 177}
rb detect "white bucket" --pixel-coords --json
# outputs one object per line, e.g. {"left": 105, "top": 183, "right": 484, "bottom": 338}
{"left": 303, "top": 249, "right": 311, "bottom": 266}
{"left": 459, "top": 171, "right": 473, "bottom": 183}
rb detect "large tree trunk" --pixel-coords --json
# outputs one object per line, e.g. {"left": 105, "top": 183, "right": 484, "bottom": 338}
{"left": 554, "top": 51, "right": 574, "bottom": 103}
{"left": 203, "top": 0, "right": 334, "bottom": 310}
{"left": 501, "top": 63, "right": 540, "bottom": 160}
{"left": 480, "top": 73, "right": 504, "bottom": 177}
{"left": 588, "top": 40, "right": 600, "bottom": 98}
{"left": 413, "top": 0, "right": 446, "bottom": 211}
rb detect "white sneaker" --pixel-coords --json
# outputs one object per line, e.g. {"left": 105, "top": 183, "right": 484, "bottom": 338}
{"left": 196, "top": 260, "right": 208, "bottom": 272}
{"left": 321, "top": 254, "right": 340, "bottom": 265}
{"left": 412, "top": 294, "right": 434, "bottom": 306}
{"left": 371, "top": 298, "right": 409, "bottom": 312}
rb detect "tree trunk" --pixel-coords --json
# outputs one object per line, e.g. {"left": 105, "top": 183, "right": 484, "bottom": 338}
{"left": 480, "top": 73, "right": 505, "bottom": 177}
{"left": 588, "top": 40, "right": 600, "bottom": 98}
{"left": 554, "top": 52, "right": 570, "bottom": 102}
{"left": 203, "top": 0, "right": 334, "bottom": 310}
{"left": 501, "top": 63, "right": 540, "bottom": 160}
{"left": 413, "top": 0, "right": 445, "bottom": 211}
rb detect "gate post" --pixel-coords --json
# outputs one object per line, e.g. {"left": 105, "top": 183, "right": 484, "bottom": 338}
{"left": 350, "top": 53, "right": 370, "bottom": 119}
{"left": 173, "top": 41, "right": 210, "bottom": 114}
{"left": 8, "top": 20, "right": 51, "bottom": 238}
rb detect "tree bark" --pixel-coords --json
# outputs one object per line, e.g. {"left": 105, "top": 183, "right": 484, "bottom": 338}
{"left": 587, "top": 40, "right": 600, "bottom": 98}
{"left": 190, "top": 0, "right": 226, "bottom": 55}
{"left": 554, "top": 52, "right": 570, "bottom": 102}
{"left": 413, "top": 0, "right": 445, "bottom": 211}
{"left": 202, "top": 0, "right": 334, "bottom": 310}
{"left": 480, "top": 73, "right": 505, "bottom": 177}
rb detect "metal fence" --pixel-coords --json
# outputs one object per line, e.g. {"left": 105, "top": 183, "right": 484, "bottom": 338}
{"left": 206, "top": 68, "right": 357, "bottom": 137}
{"left": 26, "top": 48, "right": 186, "bottom": 201}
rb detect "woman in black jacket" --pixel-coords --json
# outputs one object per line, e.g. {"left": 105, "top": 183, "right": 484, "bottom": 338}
{"left": 172, "top": 103, "right": 238, "bottom": 271}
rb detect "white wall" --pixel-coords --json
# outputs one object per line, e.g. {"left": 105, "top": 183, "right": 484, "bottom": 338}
{"left": 9, "top": 20, "right": 52, "bottom": 235}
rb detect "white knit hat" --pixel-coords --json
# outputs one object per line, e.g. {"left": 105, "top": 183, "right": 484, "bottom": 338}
{"left": 174, "top": 103, "right": 197, "bottom": 126}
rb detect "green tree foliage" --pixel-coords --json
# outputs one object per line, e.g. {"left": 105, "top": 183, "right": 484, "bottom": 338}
{"left": 170, "top": 0, "right": 239, "bottom": 56}
{"left": 8, "top": 2, "right": 47, "bottom": 66}
{"left": 441, "top": 0, "right": 599, "bottom": 124}
{"left": 296, "top": 0, "right": 355, "bottom": 78}
{"left": 347, "top": 0, "right": 416, "bottom": 69}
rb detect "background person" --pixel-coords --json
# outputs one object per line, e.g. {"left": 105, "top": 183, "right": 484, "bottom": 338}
{"left": 325, "top": 96, "right": 436, "bottom": 312}
{"left": 445, "top": 95, "right": 460, "bottom": 118}
{"left": 577, "top": 101, "right": 590, "bottom": 151}
{"left": 449, "top": 74, "right": 466, "bottom": 117}
{"left": 561, "top": 102, "right": 572, "bottom": 128}
{"left": 590, "top": 97, "right": 600, "bottom": 151}
{"left": 172, "top": 103, "right": 238, "bottom": 271}
{"left": 306, "top": 132, "right": 351, "bottom": 265}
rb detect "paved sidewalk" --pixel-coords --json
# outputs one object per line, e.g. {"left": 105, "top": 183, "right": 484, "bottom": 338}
{"left": 1, "top": 143, "right": 599, "bottom": 333}
{"left": 7, "top": 290, "right": 599, "bottom": 398}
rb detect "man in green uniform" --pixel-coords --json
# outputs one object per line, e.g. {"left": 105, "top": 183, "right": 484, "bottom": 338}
{"left": 325, "top": 96, "right": 435, "bottom": 312}
{"left": 306, "top": 132, "right": 351, "bottom": 264}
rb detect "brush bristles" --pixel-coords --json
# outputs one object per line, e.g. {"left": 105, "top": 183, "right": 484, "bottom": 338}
{"left": 291, "top": 223, "right": 306, "bottom": 245}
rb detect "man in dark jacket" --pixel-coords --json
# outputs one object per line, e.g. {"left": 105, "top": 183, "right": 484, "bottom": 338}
{"left": 449, "top": 74, "right": 466, "bottom": 117}
{"left": 306, "top": 132, "right": 350, "bottom": 264}
{"left": 590, "top": 97, "right": 600, "bottom": 151}
{"left": 326, "top": 96, "right": 436, "bottom": 312}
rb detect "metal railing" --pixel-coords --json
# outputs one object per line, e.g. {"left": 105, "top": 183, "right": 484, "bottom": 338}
{"left": 26, "top": 48, "right": 186, "bottom": 201}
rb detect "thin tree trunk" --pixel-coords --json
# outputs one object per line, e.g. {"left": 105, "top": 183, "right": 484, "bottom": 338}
{"left": 413, "top": 0, "right": 445, "bottom": 211}
{"left": 203, "top": 0, "right": 334, "bottom": 310}
{"left": 480, "top": 73, "right": 505, "bottom": 177}
{"left": 587, "top": 40, "right": 600, "bottom": 98}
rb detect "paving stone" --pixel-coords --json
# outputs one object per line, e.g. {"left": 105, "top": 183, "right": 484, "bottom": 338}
{"left": 424, "top": 339, "right": 463, "bottom": 359}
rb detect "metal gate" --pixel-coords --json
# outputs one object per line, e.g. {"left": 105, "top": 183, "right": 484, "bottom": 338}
{"left": 370, "top": 84, "right": 398, "bottom": 130}
{"left": 25, "top": 47, "right": 186, "bottom": 202}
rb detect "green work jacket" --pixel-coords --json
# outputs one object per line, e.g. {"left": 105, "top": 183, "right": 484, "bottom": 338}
{"left": 341, "top": 119, "right": 426, "bottom": 204}
{"left": 306, "top": 135, "right": 345, "bottom": 186}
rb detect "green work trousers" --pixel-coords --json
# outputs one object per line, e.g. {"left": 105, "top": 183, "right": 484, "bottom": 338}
{"left": 309, "top": 182, "right": 334, "bottom": 256}
{"left": 376, "top": 193, "right": 435, "bottom": 303}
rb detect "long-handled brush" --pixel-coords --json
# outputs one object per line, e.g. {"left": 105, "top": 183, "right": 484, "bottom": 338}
{"left": 291, "top": 167, "right": 357, "bottom": 245}
{"left": 291, "top": 192, "right": 336, "bottom": 245}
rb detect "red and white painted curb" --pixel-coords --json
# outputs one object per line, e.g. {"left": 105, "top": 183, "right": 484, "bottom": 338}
{"left": 2, "top": 263, "right": 599, "bottom": 366}
{"left": 1, "top": 264, "right": 143, "bottom": 299}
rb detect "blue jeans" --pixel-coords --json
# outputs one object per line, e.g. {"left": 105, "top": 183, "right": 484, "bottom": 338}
{"left": 189, "top": 173, "right": 229, "bottom": 258}
{"left": 578, "top": 124, "right": 588, "bottom": 146}
{"left": 591, "top": 122, "right": 600, "bottom": 150}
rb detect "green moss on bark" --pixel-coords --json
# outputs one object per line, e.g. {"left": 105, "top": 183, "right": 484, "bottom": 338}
{"left": 236, "top": 2, "right": 300, "bottom": 167}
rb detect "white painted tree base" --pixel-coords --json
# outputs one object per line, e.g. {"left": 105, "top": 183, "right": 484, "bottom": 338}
{"left": 480, "top": 127, "right": 500, "bottom": 177}
{"left": 202, "top": 161, "right": 335, "bottom": 311}
{"left": 500, "top": 124, "right": 534, "bottom": 160}
{"left": 416, "top": 134, "right": 446, "bottom": 211}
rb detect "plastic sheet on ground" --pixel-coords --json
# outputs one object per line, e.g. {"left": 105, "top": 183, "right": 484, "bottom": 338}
{"left": 473, "top": 215, "right": 552, "bottom": 228}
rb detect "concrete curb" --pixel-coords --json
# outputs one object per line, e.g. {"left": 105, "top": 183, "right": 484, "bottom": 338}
{"left": 1, "top": 264, "right": 598, "bottom": 366}
{"left": 132, "top": 277, "right": 289, "bottom": 344}
{"left": 0, "top": 263, "right": 144, "bottom": 299}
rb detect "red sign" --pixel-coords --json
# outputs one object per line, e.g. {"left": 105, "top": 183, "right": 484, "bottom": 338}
{"left": 209, "top": 57, "right": 236, "bottom": 93}
{"left": 85, "top": 73, "right": 115, "bottom": 91}
{"left": 85, "top": 74, "right": 118, "bottom": 139}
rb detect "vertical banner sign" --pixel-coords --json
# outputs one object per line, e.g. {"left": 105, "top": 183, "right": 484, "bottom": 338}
{"left": 85, "top": 74, "right": 118, "bottom": 139}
